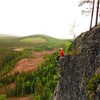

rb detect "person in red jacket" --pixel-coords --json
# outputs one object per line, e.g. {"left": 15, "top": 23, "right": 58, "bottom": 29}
{"left": 56, "top": 48, "right": 65, "bottom": 61}
{"left": 59, "top": 48, "right": 64, "bottom": 56}
{"left": 56, "top": 48, "right": 65, "bottom": 68}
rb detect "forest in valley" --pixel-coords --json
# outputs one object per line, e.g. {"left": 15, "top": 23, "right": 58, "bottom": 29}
{"left": 0, "top": 34, "right": 72, "bottom": 100}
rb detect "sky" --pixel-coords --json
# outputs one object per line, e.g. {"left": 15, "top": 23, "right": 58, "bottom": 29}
{"left": 0, "top": 0, "right": 91, "bottom": 39}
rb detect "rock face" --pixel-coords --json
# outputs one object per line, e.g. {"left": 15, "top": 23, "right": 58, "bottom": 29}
{"left": 56, "top": 26, "right": 100, "bottom": 100}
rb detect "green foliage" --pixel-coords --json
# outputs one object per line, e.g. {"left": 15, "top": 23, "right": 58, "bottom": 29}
{"left": 0, "top": 48, "right": 18, "bottom": 67}
{"left": 4, "top": 52, "right": 59, "bottom": 100}
{"left": 0, "top": 34, "right": 72, "bottom": 74}
{"left": 20, "top": 37, "right": 46, "bottom": 43}
{"left": 0, "top": 49, "right": 32, "bottom": 77}
{"left": 31, "top": 45, "right": 53, "bottom": 51}
{"left": 0, "top": 95, "right": 7, "bottom": 100}
{"left": 87, "top": 74, "right": 100, "bottom": 92}
{"left": 0, "top": 35, "right": 72, "bottom": 99}
{"left": 34, "top": 83, "right": 52, "bottom": 100}
{"left": 0, "top": 73, "right": 18, "bottom": 87}
{"left": 0, "top": 34, "right": 70, "bottom": 49}
{"left": 66, "top": 49, "right": 81, "bottom": 55}
{"left": 64, "top": 40, "right": 73, "bottom": 52}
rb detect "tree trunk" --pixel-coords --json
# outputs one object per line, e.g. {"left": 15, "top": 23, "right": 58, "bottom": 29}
{"left": 90, "top": 0, "right": 95, "bottom": 30}
{"left": 95, "top": 0, "right": 100, "bottom": 26}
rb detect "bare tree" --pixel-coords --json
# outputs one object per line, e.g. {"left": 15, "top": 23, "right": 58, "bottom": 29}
{"left": 79, "top": 0, "right": 93, "bottom": 15}
{"left": 79, "top": 0, "right": 92, "bottom": 6}
{"left": 79, "top": 0, "right": 100, "bottom": 30}
{"left": 95, "top": 0, "right": 100, "bottom": 26}
{"left": 90, "top": 0, "right": 95, "bottom": 30}
{"left": 69, "top": 22, "right": 76, "bottom": 39}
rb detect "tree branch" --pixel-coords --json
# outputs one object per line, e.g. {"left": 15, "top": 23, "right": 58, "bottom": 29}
{"left": 79, "top": 0, "right": 93, "bottom": 6}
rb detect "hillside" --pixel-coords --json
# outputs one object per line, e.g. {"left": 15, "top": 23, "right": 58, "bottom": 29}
{"left": 0, "top": 50, "right": 53, "bottom": 96}
{"left": 0, "top": 34, "right": 72, "bottom": 100}
{"left": 0, "top": 34, "right": 71, "bottom": 49}
{"left": 0, "top": 34, "right": 71, "bottom": 68}
{"left": 0, "top": 47, "right": 61, "bottom": 100}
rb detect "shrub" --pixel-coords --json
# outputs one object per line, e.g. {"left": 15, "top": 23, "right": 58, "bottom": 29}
{"left": 6, "top": 51, "right": 59, "bottom": 99}
{"left": 87, "top": 74, "right": 100, "bottom": 92}
{"left": 0, "top": 95, "right": 7, "bottom": 100}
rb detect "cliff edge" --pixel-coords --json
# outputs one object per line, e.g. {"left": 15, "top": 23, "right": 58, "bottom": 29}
{"left": 55, "top": 26, "right": 100, "bottom": 100}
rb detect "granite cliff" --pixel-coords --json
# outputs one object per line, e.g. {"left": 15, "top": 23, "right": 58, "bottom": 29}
{"left": 54, "top": 26, "right": 100, "bottom": 100}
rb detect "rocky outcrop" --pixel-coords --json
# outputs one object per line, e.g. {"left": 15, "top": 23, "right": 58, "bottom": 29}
{"left": 56, "top": 26, "right": 100, "bottom": 100}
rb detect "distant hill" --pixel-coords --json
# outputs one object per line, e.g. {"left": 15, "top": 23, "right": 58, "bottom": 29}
{"left": 0, "top": 34, "right": 72, "bottom": 49}
{"left": 18, "top": 34, "right": 57, "bottom": 43}
{"left": 18, "top": 34, "right": 63, "bottom": 42}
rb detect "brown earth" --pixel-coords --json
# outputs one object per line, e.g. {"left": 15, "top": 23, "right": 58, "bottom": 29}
{"left": 0, "top": 50, "right": 53, "bottom": 100}
{"left": 0, "top": 83, "right": 15, "bottom": 97}
{"left": 8, "top": 96, "right": 34, "bottom": 100}
{"left": 11, "top": 50, "right": 53, "bottom": 74}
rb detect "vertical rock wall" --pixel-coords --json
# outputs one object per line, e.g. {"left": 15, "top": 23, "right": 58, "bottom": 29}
{"left": 56, "top": 26, "right": 100, "bottom": 100}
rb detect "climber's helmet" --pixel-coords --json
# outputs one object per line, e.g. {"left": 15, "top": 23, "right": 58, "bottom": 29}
{"left": 59, "top": 48, "right": 63, "bottom": 51}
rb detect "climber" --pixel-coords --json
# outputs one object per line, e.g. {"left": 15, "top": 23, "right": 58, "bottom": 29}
{"left": 56, "top": 48, "right": 65, "bottom": 67}
{"left": 57, "top": 48, "right": 65, "bottom": 60}
{"left": 59, "top": 48, "right": 65, "bottom": 56}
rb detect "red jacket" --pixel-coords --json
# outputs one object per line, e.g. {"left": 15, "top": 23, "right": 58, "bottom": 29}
{"left": 60, "top": 50, "right": 64, "bottom": 56}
